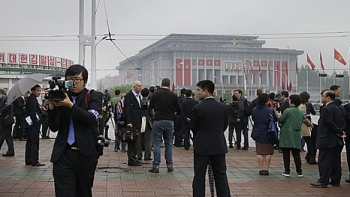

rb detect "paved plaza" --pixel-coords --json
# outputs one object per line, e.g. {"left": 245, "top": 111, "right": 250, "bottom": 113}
{"left": 0, "top": 138, "right": 349, "bottom": 197}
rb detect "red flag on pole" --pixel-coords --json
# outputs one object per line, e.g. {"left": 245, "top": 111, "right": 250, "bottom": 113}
{"left": 250, "top": 65, "right": 254, "bottom": 78}
{"left": 287, "top": 82, "right": 292, "bottom": 92}
{"left": 258, "top": 62, "right": 262, "bottom": 78}
{"left": 320, "top": 51, "right": 325, "bottom": 70}
{"left": 171, "top": 82, "right": 175, "bottom": 92}
{"left": 334, "top": 48, "right": 347, "bottom": 65}
{"left": 306, "top": 54, "right": 316, "bottom": 70}
{"left": 296, "top": 58, "right": 299, "bottom": 74}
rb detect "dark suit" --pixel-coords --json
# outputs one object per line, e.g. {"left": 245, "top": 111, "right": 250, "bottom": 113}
{"left": 280, "top": 98, "right": 289, "bottom": 113}
{"left": 190, "top": 98, "right": 230, "bottom": 197}
{"left": 24, "top": 94, "right": 42, "bottom": 165}
{"left": 48, "top": 89, "right": 102, "bottom": 197}
{"left": 124, "top": 90, "right": 142, "bottom": 164}
{"left": 0, "top": 97, "right": 14, "bottom": 155}
{"left": 344, "top": 103, "right": 350, "bottom": 178}
{"left": 316, "top": 102, "right": 345, "bottom": 186}
{"left": 12, "top": 96, "right": 26, "bottom": 139}
{"left": 180, "top": 98, "right": 198, "bottom": 150}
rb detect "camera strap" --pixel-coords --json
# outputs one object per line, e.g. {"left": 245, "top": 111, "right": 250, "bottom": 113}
{"left": 85, "top": 90, "right": 92, "bottom": 108}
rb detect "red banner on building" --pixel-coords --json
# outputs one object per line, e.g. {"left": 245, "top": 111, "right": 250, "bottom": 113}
{"left": 214, "top": 60, "right": 220, "bottom": 66}
{"left": 8, "top": 53, "right": 17, "bottom": 64}
{"left": 184, "top": 59, "right": 191, "bottom": 86}
{"left": 0, "top": 53, "right": 5, "bottom": 63}
{"left": 253, "top": 61, "right": 260, "bottom": 67}
{"left": 19, "top": 54, "right": 28, "bottom": 64}
{"left": 206, "top": 60, "right": 212, "bottom": 66}
{"left": 198, "top": 59, "right": 204, "bottom": 66}
{"left": 40, "top": 55, "right": 47, "bottom": 66}
{"left": 176, "top": 59, "right": 183, "bottom": 86}
{"left": 261, "top": 61, "right": 267, "bottom": 67}
{"left": 61, "top": 58, "right": 67, "bottom": 68}
{"left": 30, "top": 54, "right": 38, "bottom": 65}
{"left": 274, "top": 61, "right": 280, "bottom": 87}
{"left": 49, "top": 56, "right": 55, "bottom": 67}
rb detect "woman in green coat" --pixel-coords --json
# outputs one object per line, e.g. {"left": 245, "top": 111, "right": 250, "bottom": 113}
{"left": 276, "top": 95, "right": 304, "bottom": 178}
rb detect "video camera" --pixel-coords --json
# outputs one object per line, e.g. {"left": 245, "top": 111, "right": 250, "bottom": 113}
{"left": 102, "top": 90, "right": 111, "bottom": 105}
{"left": 47, "top": 76, "right": 74, "bottom": 101}
{"left": 97, "top": 135, "right": 110, "bottom": 147}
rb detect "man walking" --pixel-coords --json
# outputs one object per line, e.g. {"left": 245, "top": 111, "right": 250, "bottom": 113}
{"left": 191, "top": 80, "right": 230, "bottom": 197}
{"left": 310, "top": 90, "right": 345, "bottom": 188}
{"left": 180, "top": 89, "right": 198, "bottom": 150}
{"left": 0, "top": 89, "right": 15, "bottom": 157}
{"left": 149, "top": 78, "right": 182, "bottom": 173}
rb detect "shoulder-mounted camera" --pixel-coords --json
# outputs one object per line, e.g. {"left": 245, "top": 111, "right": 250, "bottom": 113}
{"left": 47, "top": 76, "right": 73, "bottom": 101}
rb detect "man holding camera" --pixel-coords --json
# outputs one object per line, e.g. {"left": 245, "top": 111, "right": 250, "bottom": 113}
{"left": 47, "top": 65, "right": 102, "bottom": 197}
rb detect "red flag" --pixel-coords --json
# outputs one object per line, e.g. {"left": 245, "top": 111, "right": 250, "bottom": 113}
{"left": 274, "top": 61, "right": 280, "bottom": 86}
{"left": 334, "top": 48, "right": 347, "bottom": 65}
{"left": 295, "top": 58, "right": 299, "bottom": 74}
{"left": 306, "top": 54, "right": 316, "bottom": 70}
{"left": 287, "top": 82, "right": 292, "bottom": 92}
{"left": 320, "top": 51, "right": 325, "bottom": 70}
{"left": 258, "top": 63, "right": 262, "bottom": 78}
{"left": 250, "top": 65, "right": 254, "bottom": 78}
{"left": 282, "top": 81, "right": 285, "bottom": 90}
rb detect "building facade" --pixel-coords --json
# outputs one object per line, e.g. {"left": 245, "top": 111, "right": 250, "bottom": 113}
{"left": 116, "top": 34, "right": 303, "bottom": 96}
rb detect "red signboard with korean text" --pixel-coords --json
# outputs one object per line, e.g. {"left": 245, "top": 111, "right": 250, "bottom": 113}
{"left": 40, "top": 55, "right": 47, "bottom": 66}
{"left": 8, "top": 53, "right": 18, "bottom": 64}
{"left": 20, "top": 54, "right": 28, "bottom": 64}
{"left": 30, "top": 54, "right": 38, "bottom": 65}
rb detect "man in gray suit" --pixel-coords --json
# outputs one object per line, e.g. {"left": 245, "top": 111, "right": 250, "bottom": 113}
{"left": 190, "top": 80, "right": 230, "bottom": 197}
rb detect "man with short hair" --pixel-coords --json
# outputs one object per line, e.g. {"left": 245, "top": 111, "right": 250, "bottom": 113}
{"left": 280, "top": 91, "right": 290, "bottom": 113}
{"left": 310, "top": 90, "right": 345, "bottom": 188}
{"left": 48, "top": 64, "right": 102, "bottom": 196}
{"left": 149, "top": 78, "right": 182, "bottom": 173}
{"left": 330, "top": 85, "right": 342, "bottom": 107}
{"left": 234, "top": 89, "right": 249, "bottom": 150}
{"left": 252, "top": 89, "right": 262, "bottom": 108}
{"left": 124, "top": 80, "right": 143, "bottom": 166}
{"left": 190, "top": 80, "right": 230, "bottom": 197}
{"left": 180, "top": 89, "right": 198, "bottom": 150}
{"left": 25, "top": 85, "right": 43, "bottom": 166}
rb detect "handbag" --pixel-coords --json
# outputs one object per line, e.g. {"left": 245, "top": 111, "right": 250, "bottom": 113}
{"left": 267, "top": 112, "right": 279, "bottom": 144}
{"left": 118, "top": 127, "right": 139, "bottom": 142}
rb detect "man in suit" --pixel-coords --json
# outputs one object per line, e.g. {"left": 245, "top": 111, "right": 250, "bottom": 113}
{"left": 12, "top": 92, "right": 29, "bottom": 141}
{"left": 48, "top": 65, "right": 102, "bottom": 196}
{"left": 149, "top": 78, "right": 182, "bottom": 173}
{"left": 25, "top": 85, "right": 43, "bottom": 166}
{"left": 310, "top": 90, "right": 345, "bottom": 188}
{"left": 190, "top": 80, "right": 230, "bottom": 197}
{"left": 0, "top": 89, "right": 15, "bottom": 157}
{"left": 124, "top": 80, "right": 143, "bottom": 166}
{"left": 279, "top": 91, "right": 290, "bottom": 113}
{"left": 234, "top": 89, "right": 249, "bottom": 150}
{"left": 180, "top": 89, "right": 198, "bottom": 150}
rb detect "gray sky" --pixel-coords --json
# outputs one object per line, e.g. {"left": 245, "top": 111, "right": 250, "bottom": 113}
{"left": 1, "top": 0, "right": 350, "bottom": 85}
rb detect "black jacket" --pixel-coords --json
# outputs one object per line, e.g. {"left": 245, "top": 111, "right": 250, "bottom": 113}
{"left": 228, "top": 101, "right": 238, "bottom": 124}
{"left": 48, "top": 89, "right": 102, "bottom": 163}
{"left": 150, "top": 88, "right": 182, "bottom": 121}
{"left": 25, "top": 94, "right": 42, "bottom": 127}
{"left": 124, "top": 90, "right": 142, "bottom": 129}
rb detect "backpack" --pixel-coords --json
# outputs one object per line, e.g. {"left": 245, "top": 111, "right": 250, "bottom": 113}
{"left": 114, "top": 98, "right": 125, "bottom": 125}
{"left": 243, "top": 98, "right": 252, "bottom": 116}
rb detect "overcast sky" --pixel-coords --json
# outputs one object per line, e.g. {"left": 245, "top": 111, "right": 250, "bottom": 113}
{"left": 1, "top": 0, "right": 350, "bottom": 85}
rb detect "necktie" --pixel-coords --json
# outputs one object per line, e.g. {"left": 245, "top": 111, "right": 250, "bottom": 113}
{"left": 67, "top": 96, "right": 77, "bottom": 145}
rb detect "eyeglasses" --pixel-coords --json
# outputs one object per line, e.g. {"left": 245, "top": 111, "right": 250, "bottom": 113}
{"left": 67, "top": 77, "right": 84, "bottom": 82}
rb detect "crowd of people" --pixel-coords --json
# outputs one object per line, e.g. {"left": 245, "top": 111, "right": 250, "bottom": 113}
{"left": 1, "top": 68, "right": 350, "bottom": 196}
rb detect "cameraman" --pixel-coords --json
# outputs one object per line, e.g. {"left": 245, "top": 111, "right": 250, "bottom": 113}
{"left": 47, "top": 65, "right": 102, "bottom": 197}
{"left": 99, "top": 90, "right": 111, "bottom": 140}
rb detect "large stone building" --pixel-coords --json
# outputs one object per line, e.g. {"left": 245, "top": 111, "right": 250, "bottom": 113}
{"left": 116, "top": 34, "right": 303, "bottom": 97}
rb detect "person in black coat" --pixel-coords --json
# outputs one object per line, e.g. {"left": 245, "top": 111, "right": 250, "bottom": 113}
{"left": 190, "top": 80, "right": 230, "bottom": 197}
{"left": 12, "top": 92, "right": 29, "bottom": 140}
{"left": 180, "top": 89, "right": 198, "bottom": 150}
{"left": 48, "top": 65, "right": 102, "bottom": 197}
{"left": 0, "top": 89, "right": 15, "bottom": 156}
{"left": 24, "top": 85, "right": 43, "bottom": 166}
{"left": 310, "top": 90, "right": 346, "bottom": 188}
{"left": 124, "top": 80, "right": 143, "bottom": 166}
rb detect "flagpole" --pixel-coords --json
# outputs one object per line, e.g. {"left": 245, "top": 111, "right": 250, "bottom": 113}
{"left": 334, "top": 48, "right": 336, "bottom": 84}
{"left": 307, "top": 68, "right": 309, "bottom": 92}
